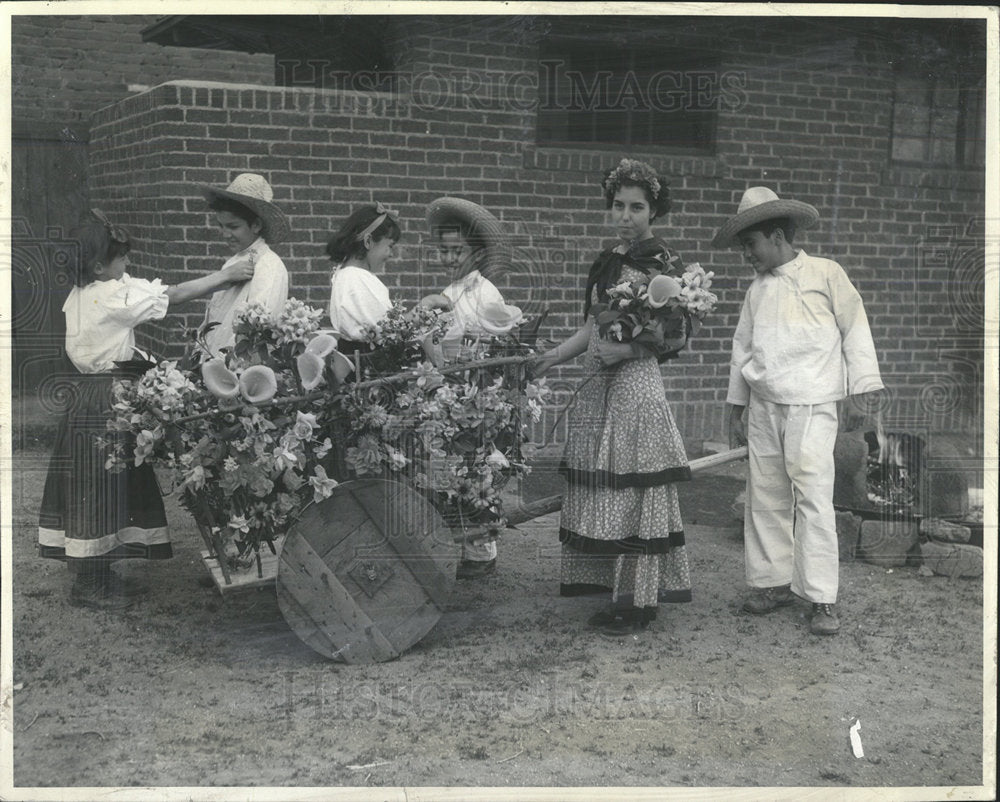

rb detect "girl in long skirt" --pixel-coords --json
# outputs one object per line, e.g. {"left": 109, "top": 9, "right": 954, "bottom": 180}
{"left": 38, "top": 210, "right": 257, "bottom": 609}
{"left": 534, "top": 159, "right": 693, "bottom": 634}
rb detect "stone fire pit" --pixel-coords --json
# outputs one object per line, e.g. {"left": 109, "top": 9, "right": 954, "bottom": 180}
{"left": 832, "top": 427, "right": 983, "bottom": 577}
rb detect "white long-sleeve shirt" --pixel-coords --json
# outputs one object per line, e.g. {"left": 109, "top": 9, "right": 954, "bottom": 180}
{"left": 328, "top": 264, "right": 392, "bottom": 341}
{"left": 63, "top": 274, "right": 169, "bottom": 374}
{"left": 726, "top": 250, "right": 884, "bottom": 406}
{"left": 441, "top": 270, "right": 505, "bottom": 334}
{"left": 202, "top": 238, "right": 288, "bottom": 355}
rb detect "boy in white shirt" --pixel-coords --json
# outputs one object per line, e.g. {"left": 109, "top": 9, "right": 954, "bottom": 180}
{"left": 713, "top": 187, "right": 884, "bottom": 635}
{"left": 201, "top": 174, "right": 290, "bottom": 355}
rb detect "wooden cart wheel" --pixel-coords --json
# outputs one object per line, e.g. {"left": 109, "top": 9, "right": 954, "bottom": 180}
{"left": 276, "top": 478, "right": 457, "bottom": 663}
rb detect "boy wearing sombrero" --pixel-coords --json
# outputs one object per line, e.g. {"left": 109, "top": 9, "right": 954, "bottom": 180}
{"left": 713, "top": 187, "right": 883, "bottom": 636}
{"left": 200, "top": 173, "right": 290, "bottom": 355}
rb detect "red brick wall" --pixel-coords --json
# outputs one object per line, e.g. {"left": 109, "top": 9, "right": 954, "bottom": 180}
{"left": 86, "top": 17, "right": 986, "bottom": 446}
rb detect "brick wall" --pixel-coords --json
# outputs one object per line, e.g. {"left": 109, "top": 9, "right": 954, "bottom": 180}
{"left": 86, "top": 16, "right": 986, "bottom": 447}
{"left": 10, "top": 15, "right": 273, "bottom": 139}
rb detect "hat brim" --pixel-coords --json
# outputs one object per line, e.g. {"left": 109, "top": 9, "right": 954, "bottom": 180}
{"left": 427, "top": 197, "right": 511, "bottom": 278}
{"left": 202, "top": 186, "right": 291, "bottom": 245}
{"left": 711, "top": 199, "right": 819, "bottom": 248}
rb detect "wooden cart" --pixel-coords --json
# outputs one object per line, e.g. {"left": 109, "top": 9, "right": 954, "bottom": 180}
{"left": 200, "top": 446, "right": 747, "bottom": 664}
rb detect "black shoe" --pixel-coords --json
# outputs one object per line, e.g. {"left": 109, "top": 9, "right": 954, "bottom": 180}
{"left": 106, "top": 570, "right": 149, "bottom": 598}
{"left": 742, "top": 585, "right": 795, "bottom": 614}
{"left": 588, "top": 608, "right": 651, "bottom": 635}
{"left": 69, "top": 577, "right": 133, "bottom": 611}
{"left": 456, "top": 558, "right": 496, "bottom": 580}
{"left": 810, "top": 603, "right": 840, "bottom": 635}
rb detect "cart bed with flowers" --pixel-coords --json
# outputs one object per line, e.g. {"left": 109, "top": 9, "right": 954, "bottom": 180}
{"left": 107, "top": 264, "right": 725, "bottom": 663}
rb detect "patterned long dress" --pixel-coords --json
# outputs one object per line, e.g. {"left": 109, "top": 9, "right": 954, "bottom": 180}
{"left": 559, "top": 240, "right": 692, "bottom": 622}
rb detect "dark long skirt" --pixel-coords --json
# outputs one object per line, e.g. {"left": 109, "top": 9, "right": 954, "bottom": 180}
{"left": 38, "top": 374, "right": 171, "bottom": 561}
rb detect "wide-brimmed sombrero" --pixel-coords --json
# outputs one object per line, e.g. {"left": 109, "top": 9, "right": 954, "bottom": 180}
{"left": 202, "top": 173, "right": 291, "bottom": 245}
{"left": 427, "top": 197, "right": 511, "bottom": 278}
{"left": 711, "top": 187, "right": 819, "bottom": 248}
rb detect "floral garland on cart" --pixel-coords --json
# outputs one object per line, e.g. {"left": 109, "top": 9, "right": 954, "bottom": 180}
{"left": 103, "top": 298, "right": 551, "bottom": 584}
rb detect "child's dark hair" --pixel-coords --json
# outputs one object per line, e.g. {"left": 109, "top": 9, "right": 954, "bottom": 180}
{"left": 739, "top": 216, "right": 797, "bottom": 243}
{"left": 434, "top": 216, "right": 488, "bottom": 252}
{"left": 601, "top": 158, "right": 672, "bottom": 219}
{"left": 208, "top": 196, "right": 261, "bottom": 230}
{"left": 69, "top": 212, "right": 132, "bottom": 286}
{"left": 326, "top": 204, "right": 402, "bottom": 263}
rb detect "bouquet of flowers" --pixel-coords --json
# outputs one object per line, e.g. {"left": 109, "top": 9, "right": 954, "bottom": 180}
{"left": 590, "top": 262, "right": 718, "bottom": 355}
{"left": 339, "top": 311, "right": 551, "bottom": 535}
{"left": 105, "top": 299, "right": 352, "bottom": 574}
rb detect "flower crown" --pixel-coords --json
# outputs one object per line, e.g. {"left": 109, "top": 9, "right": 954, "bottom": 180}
{"left": 602, "top": 158, "right": 662, "bottom": 200}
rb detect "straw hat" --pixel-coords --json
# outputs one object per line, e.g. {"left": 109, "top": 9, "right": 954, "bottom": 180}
{"left": 711, "top": 187, "right": 819, "bottom": 248}
{"left": 202, "top": 173, "right": 290, "bottom": 245}
{"left": 427, "top": 197, "right": 511, "bottom": 278}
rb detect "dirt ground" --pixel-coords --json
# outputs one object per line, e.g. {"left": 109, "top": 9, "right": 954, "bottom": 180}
{"left": 5, "top": 420, "right": 992, "bottom": 797}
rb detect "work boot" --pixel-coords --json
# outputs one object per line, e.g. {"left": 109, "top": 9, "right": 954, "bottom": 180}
{"left": 810, "top": 603, "right": 840, "bottom": 635}
{"left": 742, "top": 585, "right": 795, "bottom": 614}
{"left": 456, "top": 558, "right": 496, "bottom": 580}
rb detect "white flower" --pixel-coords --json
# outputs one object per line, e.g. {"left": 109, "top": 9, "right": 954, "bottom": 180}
{"left": 309, "top": 465, "right": 339, "bottom": 502}
{"left": 228, "top": 515, "right": 250, "bottom": 534}
{"left": 292, "top": 410, "right": 319, "bottom": 440}
{"left": 314, "top": 437, "right": 333, "bottom": 459}
{"left": 486, "top": 448, "right": 510, "bottom": 469}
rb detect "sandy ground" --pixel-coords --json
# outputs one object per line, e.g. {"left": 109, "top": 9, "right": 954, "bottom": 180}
{"left": 5, "top": 436, "right": 991, "bottom": 797}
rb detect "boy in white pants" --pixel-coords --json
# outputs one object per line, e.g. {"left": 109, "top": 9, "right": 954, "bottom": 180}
{"left": 713, "top": 187, "right": 884, "bottom": 635}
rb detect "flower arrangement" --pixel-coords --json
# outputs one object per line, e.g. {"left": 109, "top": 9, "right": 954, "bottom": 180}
{"left": 339, "top": 308, "right": 551, "bottom": 534}
{"left": 105, "top": 299, "right": 350, "bottom": 576}
{"left": 590, "top": 261, "right": 718, "bottom": 356}
{"left": 103, "top": 296, "right": 551, "bottom": 573}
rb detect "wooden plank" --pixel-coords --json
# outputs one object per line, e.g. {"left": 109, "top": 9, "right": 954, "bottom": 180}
{"left": 347, "top": 481, "right": 455, "bottom": 609}
{"left": 301, "top": 485, "right": 372, "bottom": 559}
{"left": 278, "top": 530, "right": 399, "bottom": 663}
{"left": 200, "top": 549, "right": 279, "bottom": 595}
{"left": 688, "top": 446, "right": 748, "bottom": 473}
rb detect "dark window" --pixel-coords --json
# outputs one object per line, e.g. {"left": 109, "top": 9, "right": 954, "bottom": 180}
{"left": 890, "top": 72, "right": 985, "bottom": 168}
{"left": 537, "top": 40, "right": 719, "bottom": 153}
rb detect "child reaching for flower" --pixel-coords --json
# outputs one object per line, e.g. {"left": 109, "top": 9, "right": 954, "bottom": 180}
{"left": 38, "top": 209, "right": 257, "bottom": 610}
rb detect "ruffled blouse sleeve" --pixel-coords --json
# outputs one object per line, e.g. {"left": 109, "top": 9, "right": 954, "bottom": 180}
{"left": 328, "top": 266, "right": 392, "bottom": 341}
{"left": 102, "top": 275, "right": 170, "bottom": 327}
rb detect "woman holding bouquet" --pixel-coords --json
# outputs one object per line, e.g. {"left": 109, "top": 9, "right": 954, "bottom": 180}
{"left": 533, "top": 158, "right": 692, "bottom": 634}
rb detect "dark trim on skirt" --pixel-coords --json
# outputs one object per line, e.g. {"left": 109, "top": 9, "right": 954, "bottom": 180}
{"left": 560, "top": 460, "right": 692, "bottom": 489}
{"left": 559, "top": 526, "right": 686, "bottom": 555}
{"left": 38, "top": 373, "right": 171, "bottom": 561}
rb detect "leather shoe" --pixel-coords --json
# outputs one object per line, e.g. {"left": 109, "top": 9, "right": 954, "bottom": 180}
{"left": 69, "top": 578, "right": 133, "bottom": 611}
{"left": 456, "top": 558, "right": 496, "bottom": 580}
{"left": 107, "top": 570, "right": 149, "bottom": 597}
{"left": 810, "top": 603, "right": 840, "bottom": 635}
{"left": 742, "top": 585, "right": 795, "bottom": 614}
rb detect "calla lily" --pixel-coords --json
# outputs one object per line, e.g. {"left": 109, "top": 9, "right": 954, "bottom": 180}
{"left": 201, "top": 358, "right": 240, "bottom": 399}
{"left": 330, "top": 350, "right": 355, "bottom": 382}
{"left": 647, "top": 274, "right": 682, "bottom": 309}
{"left": 238, "top": 364, "right": 278, "bottom": 403}
{"left": 421, "top": 332, "right": 444, "bottom": 367}
{"left": 475, "top": 301, "right": 524, "bottom": 336}
{"left": 304, "top": 332, "right": 338, "bottom": 359}
{"left": 296, "top": 351, "right": 325, "bottom": 391}
{"left": 439, "top": 322, "right": 466, "bottom": 362}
